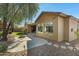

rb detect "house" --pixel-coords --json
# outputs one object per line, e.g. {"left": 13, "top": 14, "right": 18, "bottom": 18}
{"left": 35, "top": 12, "right": 79, "bottom": 42}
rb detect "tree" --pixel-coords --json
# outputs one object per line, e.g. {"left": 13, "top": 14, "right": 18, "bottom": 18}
{"left": 0, "top": 3, "right": 39, "bottom": 41}
{"left": 23, "top": 4, "right": 39, "bottom": 33}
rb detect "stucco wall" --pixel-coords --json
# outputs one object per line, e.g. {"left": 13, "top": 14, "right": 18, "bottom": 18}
{"left": 36, "top": 13, "right": 58, "bottom": 41}
{"left": 64, "top": 17, "right": 69, "bottom": 41}
{"left": 69, "top": 17, "right": 78, "bottom": 41}
{"left": 36, "top": 13, "right": 79, "bottom": 42}
{"left": 58, "top": 16, "right": 64, "bottom": 42}
{"left": 77, "top": 23, "right": 79, "bottom": 31}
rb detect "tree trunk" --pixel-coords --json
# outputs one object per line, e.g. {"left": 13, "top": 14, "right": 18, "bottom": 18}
{"left": 2, "top": 17, "right": 8, "bottom": 41}
{"left": 2, "top": 17, "right": 11, "bottom": 41}
{"left": 24, "top": 19, "right": 27, "bottom": 34}
{"left": 10, "top": 22, "right": 14, "bottom": 32}
{"left": 2, "top": 4, "right": 9, "bottom": 41}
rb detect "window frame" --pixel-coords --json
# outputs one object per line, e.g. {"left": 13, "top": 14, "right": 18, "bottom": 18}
{"left": 46, "top": 25, "right": 53, "bottom": 33}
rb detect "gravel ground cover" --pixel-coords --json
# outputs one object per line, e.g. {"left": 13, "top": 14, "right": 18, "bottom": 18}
{"left": 27, "top": 34, "right": 79, "bottom": 56}
{"left": 27, "top": 44, "right": 79, "bottom": 56}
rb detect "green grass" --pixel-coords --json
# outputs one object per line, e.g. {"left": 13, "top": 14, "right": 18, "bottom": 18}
{"left": 11, "top": 32, "right": 23, "bottom": 37}
{"left": 0, "top": 31, "right": 23, "bottom": 37}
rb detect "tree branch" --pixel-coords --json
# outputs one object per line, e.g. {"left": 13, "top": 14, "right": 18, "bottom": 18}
{"left": 6, "top": 4, "right": 22, "bottom": 32}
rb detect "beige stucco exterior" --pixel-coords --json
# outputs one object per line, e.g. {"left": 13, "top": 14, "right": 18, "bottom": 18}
{"left": 58, "top": 16, "right": 64, "bottom": 42}
{"left": 69, "top": 17, "right": 78, "bottom": 41}
{"left": 36, "top": 13, "right": 58, "bottom": 41}
{"left": 35, "top": 12, "right": 79, "bottom": 42}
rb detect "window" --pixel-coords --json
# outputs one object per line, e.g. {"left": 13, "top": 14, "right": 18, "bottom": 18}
{"left": 38, "top": 26, "right": 43, "bottom": 32}
{"left": 45, "top": 22, "right": 53, "bottom": 33}
{"left": 46, "top": 26, "right": 53, "bottom": 32}
{"left": 71, "top": 28, "right": 73, "bottom": 32}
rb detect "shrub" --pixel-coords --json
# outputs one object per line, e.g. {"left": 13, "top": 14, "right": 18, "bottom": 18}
{"left": 0, "top": 42, "right": 8, "bottom": 52}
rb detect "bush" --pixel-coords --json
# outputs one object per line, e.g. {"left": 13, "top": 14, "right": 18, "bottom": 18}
{"left": 0, "top": 42, "right": 8, "bottom": 52}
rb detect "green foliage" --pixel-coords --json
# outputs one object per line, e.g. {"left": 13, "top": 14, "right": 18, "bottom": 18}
{"left": 16, "top": 32, "right": 23, "bottom": 35}
{"left": 0, "top": 42, "right": 8, "bottom": 52}
{"left": 11, "top": 32, "right": 27, "bottom": 38}
{"left": 0, "top": 4, "right": 39, "bottom": 41}
{"left": 0, "top": 4, "right": 39, "bottom": 24}
{"left": 11, "top": 32, "right": 23, "bottom": 37}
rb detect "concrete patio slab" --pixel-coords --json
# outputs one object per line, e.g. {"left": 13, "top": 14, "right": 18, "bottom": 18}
{"left": 65, "top": 42, "right": 70, "bottom": 45}
{"left": 60, "top": 45, "right": 66, "bottom": 49}
{"left": 27, "top": 37, "right": 48, "bottom": 49}
{"left": 53, "top": 44, "right": 59, "bottom": 48}
{"left": 27, "top": 34, "right": 79, "bottom": 56}
{"left": 47, "top": 42, "right": 52, "bottom": 45}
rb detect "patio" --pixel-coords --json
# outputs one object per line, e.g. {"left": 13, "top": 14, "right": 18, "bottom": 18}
{"left": 27, "top": 34, "right": 79, "bottom": 56}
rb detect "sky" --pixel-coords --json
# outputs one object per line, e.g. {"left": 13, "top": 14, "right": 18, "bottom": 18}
{"left": 33, "top": 3, "right": 79, "bottom": 22}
